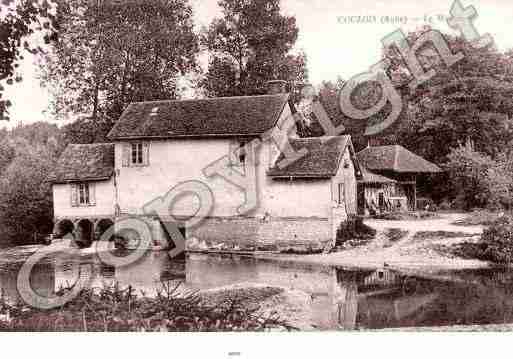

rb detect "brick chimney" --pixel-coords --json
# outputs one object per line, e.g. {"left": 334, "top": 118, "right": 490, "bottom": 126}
{"left": 267, "top": 80, "right": 289, "bottom": 95}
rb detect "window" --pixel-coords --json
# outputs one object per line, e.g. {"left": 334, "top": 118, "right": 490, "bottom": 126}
{"left": 71, "top": 183, "right": 95, "bottom": 207}
{"left": 338, "top": 183, "right": 345, "bottom": 204}
{"left": 131, "top": 142, "right": 144, "bottom": 165}
{"left": 78, "top": 183, "right": 90, "bottom": 205}
{"left": 123, "top": 142, "right": 149, "bottom": 167}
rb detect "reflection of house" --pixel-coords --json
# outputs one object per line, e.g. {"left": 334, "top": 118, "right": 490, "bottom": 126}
{"left": 357, "top": 145, "right": 441, "bottom": 214}
{"left": 363, "top": 268, "right": 399, "bottom": 288}
{"left": 48, "top": 81, "right": 360, "bottom": 249}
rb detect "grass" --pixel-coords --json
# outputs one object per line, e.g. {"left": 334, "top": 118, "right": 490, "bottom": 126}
{"left": 0, "top": 282, "right": 293, "bottom": 332}
{"left": 412, "top": 231, "right": 476, "bottom": 242}
{"left": 373, "top": 211, "right": 440, "bottom": 221}
{"left": 384, "top": 228, "right": 409, "bottom": 243}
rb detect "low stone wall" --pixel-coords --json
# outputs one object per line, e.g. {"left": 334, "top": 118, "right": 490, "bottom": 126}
{"left": 189, "top": 217, "right": 331, "bottom": 252}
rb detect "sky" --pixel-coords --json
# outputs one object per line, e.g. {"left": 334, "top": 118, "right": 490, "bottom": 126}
{"left": 3, "top": 0, "right": 513, "bottom": 128}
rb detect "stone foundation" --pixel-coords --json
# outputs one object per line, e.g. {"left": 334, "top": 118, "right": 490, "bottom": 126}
{"left": 189, "top": 217, "right": 332, "bottom": 253}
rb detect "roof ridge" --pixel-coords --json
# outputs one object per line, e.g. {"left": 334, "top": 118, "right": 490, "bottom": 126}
{"left": 68, "top": 142, "right": 114, "bottom": 147}
{"left": 129, "top": 93, "right": 290, "bottom": 106}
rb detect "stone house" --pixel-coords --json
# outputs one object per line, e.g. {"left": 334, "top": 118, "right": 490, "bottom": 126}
{"left": 48, "top": 84, "right": 361, "bottom": 250}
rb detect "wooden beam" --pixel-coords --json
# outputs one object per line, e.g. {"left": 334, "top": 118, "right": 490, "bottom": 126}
{"left": 413, "top": 176, "right": 417, "bottom": 211}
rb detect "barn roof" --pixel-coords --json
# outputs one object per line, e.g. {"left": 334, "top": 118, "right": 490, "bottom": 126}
{"left": 359, "top": 168, "right": 397, "bottom": 184}
{"left": 48, "top": 143, "right": 115, "bottom": 183}
{"left": 267, "top": 136, "right": 352, "bottom": 178}
{"left": 107, "top": 94, "right": 291, "bottom": 140}
{"left": 357, "top": 145, "right": 442, "bottom": 173}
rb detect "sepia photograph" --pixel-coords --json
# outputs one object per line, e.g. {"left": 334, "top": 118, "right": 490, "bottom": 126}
{"left": 1, "top": 0, "right": 513, "bottom": 356}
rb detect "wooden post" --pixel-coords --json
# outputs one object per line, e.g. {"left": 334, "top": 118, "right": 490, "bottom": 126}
{"left": 413, "top": 175, "right": 417, "bottom": 212}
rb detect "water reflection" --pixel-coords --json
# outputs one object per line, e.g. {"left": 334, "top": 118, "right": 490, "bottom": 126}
{"left": 187, "top": 254, "right": 513, "bottom": 330}
{"left": 0, "top": 251, "right": 185, "bottom": 306}
{"left": 4, "top": 251, "right": 513, "bottom": 330}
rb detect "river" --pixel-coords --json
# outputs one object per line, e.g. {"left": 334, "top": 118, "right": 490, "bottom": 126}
{"left": 1, "top": 249, "right": 513, "bottom": 330}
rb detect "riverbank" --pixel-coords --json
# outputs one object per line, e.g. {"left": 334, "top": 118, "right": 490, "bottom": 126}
{"left": 257, "top": 213, "right": 488, "bottom": 273}
{"left": 0, "top": 213, "right": 489, "bottom": 273}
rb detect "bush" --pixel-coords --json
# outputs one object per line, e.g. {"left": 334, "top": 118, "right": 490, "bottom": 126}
{"left": 479, "top": 216, "right": 513, "bottom": 264}
{"left": 384, "top": 228, "right": 408, "bottom": 243}
{"left": 336, "top": 215, "right": 376, "bottom": 247}
{"left": 453, "top": 216, "right": 513, "bottom": 264}
{"left": 0, "top": 282, "right": 291, "bottom": 332}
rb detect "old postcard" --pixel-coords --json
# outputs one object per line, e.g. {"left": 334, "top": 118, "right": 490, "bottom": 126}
{"left": 1, "top": 0, "right": 513, "bottom": 356}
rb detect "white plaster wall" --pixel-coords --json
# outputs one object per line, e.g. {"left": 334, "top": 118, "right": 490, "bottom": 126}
{"left": 114, "top": 103, "right": 336, "bottom": 220}
{"left": 53, "top": 178, "right": 116, "bottom": 218}
{"left": 331, "top": 146, "right": 358, "bottom": 215}
{"left": 115, "top": 138, "right": 247, "bottom": 217}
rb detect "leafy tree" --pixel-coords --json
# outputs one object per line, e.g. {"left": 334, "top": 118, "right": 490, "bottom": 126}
{"left": 41, "top": 0, "right": 200, "bottom": 139}
{"left": 383, "top": 28, "right": 513, "bottom": 164}
{"left": 0, "top": 0, "right": 56, "bottom": 121}
{"left": 445, "top": 139, "right": 493, "bottom": 210}
{"left": 202, "top": 0, "right": 308, "bottom": 98}
{"left": 485, "top": 143, "right": 513, "bottom": 210}
{"left": 0, "top": 138, "right": 57, "bottom": 246}
{"left": 0, "top": 140, "right": 15, "bottom": 173}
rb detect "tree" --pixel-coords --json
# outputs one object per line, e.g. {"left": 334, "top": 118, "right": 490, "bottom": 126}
{"left": 0, "top": 135, "right": 59, "bottom": 246}
{"left": 485, "top": 142, "right": 513, "bottom": 210}
{"left": 0, "top": 0, "right": 56, "bottom": 121}
{"left": 445, "top": 139, "right": 493, "bottom": 210}
{"left": 202, "top": 0, "right": 308, "bottom": 98}
{"left": 41, "top": 0, "right": 200, "bottom": 139}
{"left": 383, "top": 28, "right": 513, "bottom": 164}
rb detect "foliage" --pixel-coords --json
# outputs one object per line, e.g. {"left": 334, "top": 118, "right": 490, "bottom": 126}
{"left": 383, "top": 28, "right": 513, "bottom": 164}
{"left": 373, "top": 211, "right": 439, "bottom": 221}
{"left": 444, "top": 138, "right": 513, "bottom": 210}
{"left": 0, "top": 0, "right": 56, "bottom": 121}
{"left": 384, "top": 228, "right": 408, "bottom": 243}
{"left": 453, "top": 216, "right": 513, "bottom": 264}
{"left": 201, "top": 0, "right": 308, "bottom": 99}
{"left": 485, "top": 144, "right": 513, "bottom": 210}
{"left": 335, "top": 215, "right": 376, "bottom": 248}
{"left": 41, "top": 0, "right": 200, "bottom": 135}
{"left": 0, "top": 122, "right": 61, "bottom": 246}
{"left": 0, "top": 282, "right": 291, "bottom": 332}
{"left": 445, "top": 139, "right": 493, "bottom": 210}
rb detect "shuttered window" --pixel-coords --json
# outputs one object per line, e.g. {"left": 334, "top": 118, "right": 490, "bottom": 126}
{"left": 123, "top": 142, "right": 150, "bottom": 167}
{"left": 71, "top": 183, "right": 96, "bottom": 207}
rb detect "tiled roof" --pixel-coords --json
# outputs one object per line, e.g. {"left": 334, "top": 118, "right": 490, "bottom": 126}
{"left": 107, "top": 94, "right": 291, "bottom": 140}
{"left": 359, "top": 167, "right": 397, "bottom": 184}
{"left": 357, "top": 145, "right": 442, "bottom": 173}
{"left": 48, "top": 143, "right": 115, "bottom": 183}
{"left": 267, "top": 136, "right": 352, "bottom": 178}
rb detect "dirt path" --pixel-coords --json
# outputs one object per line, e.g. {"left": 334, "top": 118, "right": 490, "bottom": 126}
{"left": 266, "top": 213, "right": 488, "bottom": 271}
